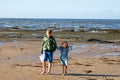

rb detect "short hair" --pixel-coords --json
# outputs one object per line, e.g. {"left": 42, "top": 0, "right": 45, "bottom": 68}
{"left": 46, "top": 29, "right": 52, "bottom": 34}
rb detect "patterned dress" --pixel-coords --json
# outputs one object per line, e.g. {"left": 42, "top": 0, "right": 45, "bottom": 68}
{"left": 57, "top": 46, "right": 72, "bottom": 66}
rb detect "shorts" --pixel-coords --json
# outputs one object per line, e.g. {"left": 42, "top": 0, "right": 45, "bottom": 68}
{"left": 43, "top": 51, "right": 53, "bottom": 63}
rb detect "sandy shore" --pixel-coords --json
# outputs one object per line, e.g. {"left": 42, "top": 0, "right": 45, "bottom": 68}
{"left": 0, "top": 40, "right": 120, "bottom": 80}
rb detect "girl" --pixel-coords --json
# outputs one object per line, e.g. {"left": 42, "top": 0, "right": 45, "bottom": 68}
{"left": 57, "top": 41, "right": 72, "bottom": 75}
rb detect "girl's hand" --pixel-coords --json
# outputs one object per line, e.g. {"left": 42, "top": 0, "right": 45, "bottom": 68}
{"left": 69, "top": 46, "right": 72, "bottom": 50}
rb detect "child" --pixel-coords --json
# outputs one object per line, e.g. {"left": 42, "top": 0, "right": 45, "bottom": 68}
{"left": 57, "top": 41, "right": 72, "bottom": 75}
{"left": 41, "top": 29, "right": 57, "bottom": 74}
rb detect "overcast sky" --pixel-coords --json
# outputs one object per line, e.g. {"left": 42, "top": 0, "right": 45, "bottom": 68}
{"left": 0, "top": 0, "right": 120, "bottom": 19}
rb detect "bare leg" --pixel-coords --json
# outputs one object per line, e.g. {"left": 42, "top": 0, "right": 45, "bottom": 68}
{"left": 62, "top": 65, "right": 65, "bottom": 75}
{"left": 64, "top": 66, "right": 67, "bottom": 74}
{"left": 48, "top": 62, "right": 52, "bottom": 74}
{"left": 42, "top": 61, "right": 46, "bottom": 74}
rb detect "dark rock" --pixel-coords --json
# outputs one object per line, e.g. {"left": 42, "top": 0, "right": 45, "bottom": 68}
{"left": 87, "top": 38, "right": 114, "bottom": 43}
{"left": 11, "top": 27, "right": 20, "bottom": 29}
{"left": 87, "top": 39, "right": 102, "bottom": 42}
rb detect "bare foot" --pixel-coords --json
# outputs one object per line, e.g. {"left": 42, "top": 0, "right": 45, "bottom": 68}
{"left": 47, "top": 72, "right": 50, "bottom": 75}
{"left": 42, "top": 71, "right": 46, "bottom": 75}
{"left": 65, "top": 71, "right": 67, "bottom": 74}
{"left": 62, "top": 73, "right": 65, "bottom": 76}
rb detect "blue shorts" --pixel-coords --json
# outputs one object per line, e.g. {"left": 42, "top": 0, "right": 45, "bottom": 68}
{"left": 43, "top": 51, "right": 53, "bottom": 63}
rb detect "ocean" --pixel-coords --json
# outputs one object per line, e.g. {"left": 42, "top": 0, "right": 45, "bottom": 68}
{"left": 0, "top": 18, "right": 120, "bottom": 30}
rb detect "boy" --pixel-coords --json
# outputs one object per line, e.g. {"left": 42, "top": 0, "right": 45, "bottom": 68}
{"left": 41, "top": 29, "right": 57, "bottom": 74}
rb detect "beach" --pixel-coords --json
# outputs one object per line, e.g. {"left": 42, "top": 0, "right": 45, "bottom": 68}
{"left": 0, "top": 38, "right": 120, "bottom": 80}
{"left": 0, "top": 1, "right": 120, "bottom": 80}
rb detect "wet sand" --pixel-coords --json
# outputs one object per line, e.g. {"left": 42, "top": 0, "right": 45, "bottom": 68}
{"left": 0, "top": 40, "right": 120, "bottom": 80}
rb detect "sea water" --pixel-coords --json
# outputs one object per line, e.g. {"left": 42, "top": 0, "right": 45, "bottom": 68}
{"left": 0, "top": 18, "right": 120, "bottom": 30}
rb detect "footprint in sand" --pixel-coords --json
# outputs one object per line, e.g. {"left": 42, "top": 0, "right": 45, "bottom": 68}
{"left": 87, "top": 78, "right": 97, "bottom": 80}
{"left": 117, "top": 60, "right": 120, "bottom": 62}
{"left": 13, "top": 64, "right": 43, "bottom": 67}
{"left": 7, "top": 57, "right": 11, "bottom": 59}
{"left": 53, "top": 59, "right": 60, "bottom": 64}
{"left": 105, "top": 79, "right": 114, "bottom": 80}
{"left": 74, "top": 62, "right": 93, "bottom": 67}
{"left": 22, "top": 53, "right": 28, "bottom": 54}
{"left": 100, "top": 58, "right": 120, "bottom": 65}
{"left": 74, "top": 62, "right": 83, "bottom": 65}
{"left": 83, "top": 70, "right": 92, "bottom": 74}
{"left": 85, "top": 64, "right": 92, "bottom": 66}
{"left": 116, "top": 60, "right": 120, "bottom": 65}
{"left": 20, "top": 48, "right": 24, "bottom": 50}
{"left": 101, "top": 58, "right": 119, "bottom": 65}
{"left": 54, "top": 59, "right": 60, "bottom": 61}
{"left": 0, "top": 49, "right": 3, "bottom": 51}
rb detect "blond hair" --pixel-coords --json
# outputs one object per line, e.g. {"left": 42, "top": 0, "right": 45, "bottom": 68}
{"left": 46, "top": 29, "right": 52, "bottom": 34}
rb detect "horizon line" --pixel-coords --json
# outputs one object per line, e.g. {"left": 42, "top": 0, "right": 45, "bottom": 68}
{"left": 0, "top": 17, "right": 120, "bottom": 20}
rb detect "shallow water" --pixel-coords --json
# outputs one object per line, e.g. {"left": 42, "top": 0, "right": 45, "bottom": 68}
{"left": 9, "top": 54, "right": 40, "bottom": 63}
{"left": 1, "top": 42, "right": 120, "bottom": 63}
{"left": 0, "top": 42, "right": 4, "bottom": 46}
{"left": 92, "top": 52, "right": 120, "bottom": 57}
{"left": 70, "top": 44, "right": 120, "bottom": 58}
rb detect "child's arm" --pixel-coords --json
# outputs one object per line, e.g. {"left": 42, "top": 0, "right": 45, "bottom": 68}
{"left": 57, "top": 46, "right": 63, "bottom": 51}
{"left": 57, "top": 46, "right": 61, "bottom": 50}
{"left": 41, "top": 37, "right": 45, "bottom": 54}
{"left": 69, "top": 46, "right": 72, "bottom": 51}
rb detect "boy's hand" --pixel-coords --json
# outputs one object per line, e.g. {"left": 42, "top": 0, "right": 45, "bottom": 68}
{"left": 41, "top": 51, "right": 43, "bottom": 54}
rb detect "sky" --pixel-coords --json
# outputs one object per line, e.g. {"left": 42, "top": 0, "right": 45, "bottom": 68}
{"left": 0, "top": 0, "right": 120, "bottom": 19}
